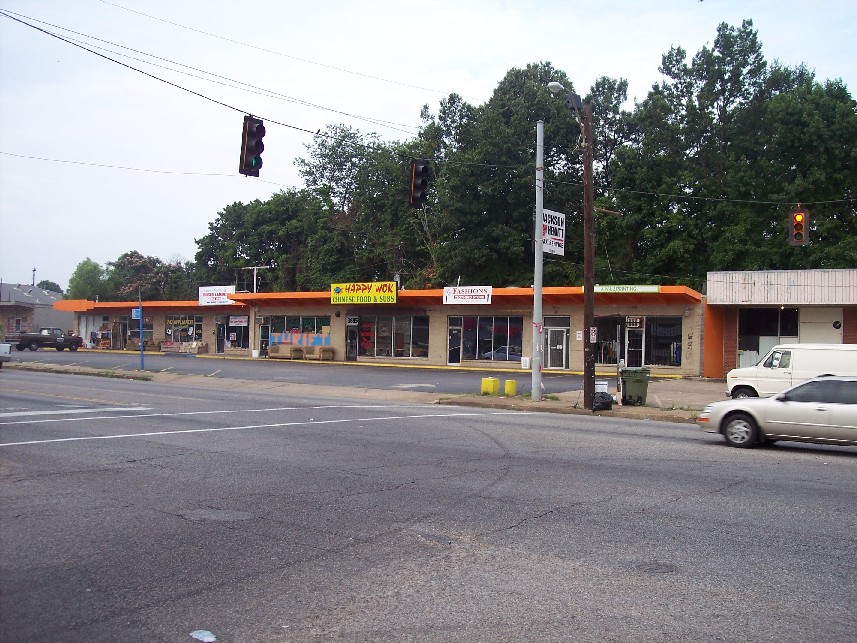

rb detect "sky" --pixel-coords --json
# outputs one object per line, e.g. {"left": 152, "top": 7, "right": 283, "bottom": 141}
{"left": 1, "top": 0, "right": 855, "bottom": 292}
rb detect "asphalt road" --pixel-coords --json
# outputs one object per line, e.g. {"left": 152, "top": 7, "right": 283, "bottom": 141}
{"left": 4, "top": 348, "right": 595, "bottom": 396}
{"left": 1, "top": 369, "right": 855, "bottom": 642}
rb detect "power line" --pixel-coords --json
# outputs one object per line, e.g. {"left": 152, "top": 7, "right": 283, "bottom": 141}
{"left": 0, "top": 151, "right": 290, "bottom": 188}
{"left": 2, "top": 11, "right": 847, "bottom": 210}
{"left": 97, "top": 0, "right": 462, "bottom": 99}
{"left": 0, "top": 9, "right": 419, "bottom": 135}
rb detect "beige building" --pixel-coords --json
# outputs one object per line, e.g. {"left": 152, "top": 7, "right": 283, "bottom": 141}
{"left": 58, "top": 283, "right": 705, "bottom": 377}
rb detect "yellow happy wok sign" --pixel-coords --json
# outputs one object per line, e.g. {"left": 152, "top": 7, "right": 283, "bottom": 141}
{"left": 330, "top": 281, "right": 398, "bottom": 304}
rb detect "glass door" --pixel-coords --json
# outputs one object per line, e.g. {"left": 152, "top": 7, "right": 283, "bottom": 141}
{"left": 447, "top": 325, "right": 462, "bottom": 365}
{"left": 626, "top": 328, "right": 644, "bottom": 367}
{"left": 545, "top": 328, "right": 567, "bottom": 369}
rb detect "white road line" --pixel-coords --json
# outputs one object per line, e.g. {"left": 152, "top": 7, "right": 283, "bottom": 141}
{"left": 0, "top": 404, "right": 473, "bottom": 426}
{"left": 0, "top": 407, "right": 151, "bottom": 418}
{"left": 207, "top": 370, "right": 221, "bottom": 377}
{"left": 0, "top": 411, "right": 528, "bottom": 447}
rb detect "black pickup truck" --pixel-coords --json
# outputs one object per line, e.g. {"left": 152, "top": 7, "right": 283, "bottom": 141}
{"left": 5, "top": 327, "right": 84, "bottom": 352}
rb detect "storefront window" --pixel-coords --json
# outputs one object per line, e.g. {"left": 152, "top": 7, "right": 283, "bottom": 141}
{"left": 165, "top": 315, "right": 202, "bottom": 343}
{"left": 226, "top": 315, "right": 250, "bottom": 349}
{"left": 645, "top": 317, "right": 682, "bottom": 366}
{"left": 412, "top": 316, "right": 429, "bottom": 357}
{"left": 595, "top": 316, "right": 623, "bottom": 364}
{"left": 357, "top": 315, "right": 429, "bottom": 358}
{"left": 270, "top": 316, "right": 332, "bottom": 335}
{"left": 128, "top": 318, "right": 154, "bottom": 342}
{"left": 458, "top": 316, "right": 524, "bottom": 360}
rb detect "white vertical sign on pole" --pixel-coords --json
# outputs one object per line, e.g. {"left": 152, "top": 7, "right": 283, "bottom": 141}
{"left": 542, "top": 209, "right": 565, "bottom": 256}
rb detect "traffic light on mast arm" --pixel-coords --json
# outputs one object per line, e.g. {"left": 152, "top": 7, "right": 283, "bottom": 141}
{"left": 409, "top": 159, "right": 429, "bottom": 208}
{"left": 239, "top": 115, "right": 265, "bottom": 177}
{"left": 789, "top": 207, "right": 809, "bottom": 246}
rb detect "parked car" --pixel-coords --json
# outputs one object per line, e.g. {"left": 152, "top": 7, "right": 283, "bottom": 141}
{"left": 0, "top": 341, "right": 11, "bottom": 368}
{"left": 726, "top": 343, "right": 857, "bottom": 398}
{"left": 698, "top": 376, "right": 857, "bottom": 448}
{"left": 4, "top": 327, "right": 84, "bottom": 352}
{"left": 480, "top": 345, "right": 523, "bottom": 361}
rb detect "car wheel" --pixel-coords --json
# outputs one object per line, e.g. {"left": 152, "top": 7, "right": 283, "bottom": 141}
{"left": 723, "top": 412, "right": 759, "bottom": 448}
{"left": 731, "top": 386, "right": 756, "bottom": 399}
{"left": 56, "top": 346, "right": 65, "bottom": 351}
{"left": 16, "top": 344, "right": 25, "bottom": 351}
{"left": 69, "top": 345, "right": 79, "bottom": 352}
{"left": 28, "top": 341, "right": 39, "bottom": 351}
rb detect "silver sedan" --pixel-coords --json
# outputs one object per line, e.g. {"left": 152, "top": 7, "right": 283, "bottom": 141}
{"left": 697, "top": 376, "right": 857, "bottom": 448}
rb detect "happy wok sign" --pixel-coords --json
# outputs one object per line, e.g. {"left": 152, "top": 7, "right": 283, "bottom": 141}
{"left": 330, "top": 282, "right": 398, "bottom": 304}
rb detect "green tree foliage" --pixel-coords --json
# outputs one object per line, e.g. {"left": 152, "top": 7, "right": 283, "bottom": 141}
{"left": 69, "top": 21, "right": 857, "bottom": 297}
{"left": 610, "top": 20, "right": 856, "bottom": 289}
{"left": 67, "top": 258, "right": 107, "bottom": 300}
{"left": 36, "top": 280, "right": 63, "bottom": 295}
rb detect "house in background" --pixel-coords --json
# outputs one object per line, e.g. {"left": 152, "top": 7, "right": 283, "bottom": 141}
{"left": 0, "top": 282, "right": 73, "bottom": 337}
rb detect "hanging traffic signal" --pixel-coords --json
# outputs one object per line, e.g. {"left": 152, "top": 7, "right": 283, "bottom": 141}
{"left": 789, "top": 207, "right": 809, "bottom": 246}
{"left": 239, "top": 115, "right": 265, "bottom": 177}
{"left": 409, "top": 159, "right": 429, "bottom": 208}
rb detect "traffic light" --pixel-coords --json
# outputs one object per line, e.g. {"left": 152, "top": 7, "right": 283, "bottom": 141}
{"left": 409, "top": 159, "right": 429, "bottom": 208}
{"left": 789, "top": 207, "right": 809, "bottom": 246}
{"left": 239, "top": 115, "right": 265, "bottom": 177}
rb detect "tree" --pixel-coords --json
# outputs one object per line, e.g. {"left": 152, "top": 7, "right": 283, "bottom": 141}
{"left": 67, "top": 258, "right": 106, "bottom": 300}
{"left": 36, "top": 280, "right": 63, "bottom": 295}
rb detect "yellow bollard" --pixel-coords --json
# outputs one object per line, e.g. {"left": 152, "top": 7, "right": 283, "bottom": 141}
{"left": 504, "top": 379, "right": 517, "bottom": 396}
{"left": 480, "top": 377, "right": 500, "bottom": 395}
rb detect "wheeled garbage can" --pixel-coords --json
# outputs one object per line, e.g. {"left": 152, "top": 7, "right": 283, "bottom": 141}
{"left": 620, "top": 367, "right": 650, "bottom": 406}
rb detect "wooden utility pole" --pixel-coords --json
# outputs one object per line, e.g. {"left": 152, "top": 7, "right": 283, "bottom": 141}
{"left": 582, "top": 104, "right": 596, "bottom": 410}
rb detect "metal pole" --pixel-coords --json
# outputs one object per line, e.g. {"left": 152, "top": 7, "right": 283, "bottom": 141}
{"left": 582, "top": 104, "right": 595, "bottom": 409}
{"left": 138, "top": 287, "right": 144, "bottom": 371}
{"left": 532, "top": 121, "right": 544, "bottom": 401}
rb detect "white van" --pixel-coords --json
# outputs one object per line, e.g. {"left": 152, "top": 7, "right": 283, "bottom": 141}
{"left": 726, "top": 344, "right": 857, "bottom": 398}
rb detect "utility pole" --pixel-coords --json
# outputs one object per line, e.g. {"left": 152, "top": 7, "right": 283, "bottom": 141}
{"left": 548, "top": 81, "right": 596, "bottom": 409}
{"left": 240, "top": 265, "right": 273, "bottom": 293}
{"left": 582, "top": 104, "right": 596, "bottom": 410}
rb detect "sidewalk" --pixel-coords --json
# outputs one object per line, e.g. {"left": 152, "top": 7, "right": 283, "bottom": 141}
{"left": 438, "top": 377, "right": 727, "bottom": 424}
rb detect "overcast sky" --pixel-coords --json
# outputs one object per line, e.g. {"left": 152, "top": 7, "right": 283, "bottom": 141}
{"left": 1, "top": 0, "right": 854, "bottom": 291}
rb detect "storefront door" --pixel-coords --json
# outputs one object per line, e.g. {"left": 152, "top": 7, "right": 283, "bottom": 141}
{"left": 216, "top": 322, "right": 225, "bottom": 353}
{"left": 448, "top": 325, "right": 462, "bottom": 365}
{"left": 626, "top": 328, "right": 644, "bottom": 367}
{"left": 345, "top": 326, "right": 359, "bottom": 361}
{"left": 545, "top": 328, "right": 566, "bottom": 369}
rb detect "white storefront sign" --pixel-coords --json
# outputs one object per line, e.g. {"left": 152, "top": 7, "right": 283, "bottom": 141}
{"left": 199, "top": 285, "right": 236, "bottom": 306}
{"left": 443, "top": 286, "right": 493, "bottom": 304}
{"left": 542, "top": 209, "right": 565, "bottom": 256}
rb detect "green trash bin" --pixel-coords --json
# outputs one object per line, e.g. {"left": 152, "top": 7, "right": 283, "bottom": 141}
{"left": 620, "top": 367, "right": 650, "bottom": 406}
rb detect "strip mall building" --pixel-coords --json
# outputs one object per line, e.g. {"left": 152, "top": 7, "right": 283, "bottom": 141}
{"left": 55, "top": 269, "right": 856, "bottom": 379}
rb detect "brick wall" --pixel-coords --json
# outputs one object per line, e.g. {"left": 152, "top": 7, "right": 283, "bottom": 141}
{"left": 722, "top": 308, "right": 739, "bottom": 373}
{"left": 843, "top": 307, "right": 857, "bottom": 343}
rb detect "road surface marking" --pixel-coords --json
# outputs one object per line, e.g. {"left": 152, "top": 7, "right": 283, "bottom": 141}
{"left": 0, "top": 410, "right": 528, "bottom": 447}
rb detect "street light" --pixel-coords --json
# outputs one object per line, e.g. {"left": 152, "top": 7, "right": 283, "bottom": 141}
{"left": 548, "top": 81, "right": 596, "bottom": 410}
{"left": 533, "top": 121, "right": 545, "bottom": 401}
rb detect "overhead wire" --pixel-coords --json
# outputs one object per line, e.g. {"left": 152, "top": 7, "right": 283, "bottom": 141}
{"left": 96, "top": 0, "right": 463, "bottom": 99}
{"left": 1, "top": 10, "right": 849, "bottom": 209}
{"left": 0, "top": 9, "right": 419, "bottom": 135}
